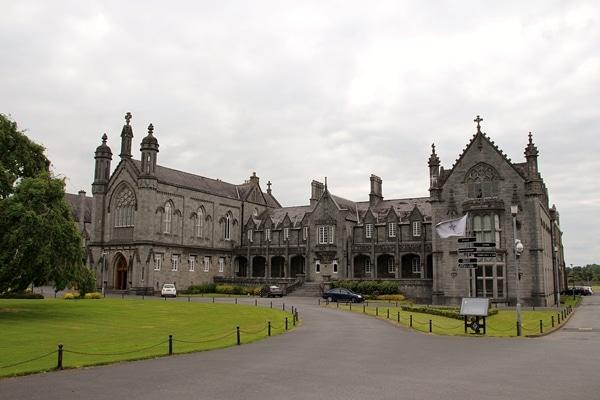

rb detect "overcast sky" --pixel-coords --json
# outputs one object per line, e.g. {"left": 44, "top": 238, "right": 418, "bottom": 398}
{"left": 1, "top": 1, "right": 598, "bottom": 267}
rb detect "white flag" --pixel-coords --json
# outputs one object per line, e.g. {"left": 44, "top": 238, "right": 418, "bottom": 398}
{"left": 435, "top": 214, "right": 468, "bottom": 238}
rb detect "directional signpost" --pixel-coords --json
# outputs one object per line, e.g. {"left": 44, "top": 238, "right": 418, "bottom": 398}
{"left": 457, "top": 240, "right": 497, "bottom": 268}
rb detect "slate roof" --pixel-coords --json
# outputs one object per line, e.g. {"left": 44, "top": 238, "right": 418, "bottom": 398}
{"left": 252, "top": 191, "right": 431, "bottom": 229}
{"left": 64, "top": 192, "right": 93, "bottom": 223}
{"left": 356, "top": 197, "right": 432, "bottom": 222}
{"left": 130, "top": 159, "right": 281, "bottom": 207}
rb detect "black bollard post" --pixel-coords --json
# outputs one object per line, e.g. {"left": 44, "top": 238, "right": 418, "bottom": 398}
{"left": 429, "top": 320, "right": 432, "bottom": 333}
{"left": 169, "top": 335, "right": 173, "bottom": 355}
{"left": 410, "top": 315, "right": 413, "bottom": 327}
{"left": 268, "top": 321, "right": 271, "bottom": 337}
{"left": 376, "top": 307, "right": 378, "bottom": 316}
{"left": 387, "top": 309, "right": 390, "bottom": 319}
{"left": 237, "top": 326, "right": 241, "bottom": 345}
{"left": 539, "top": 320, "right": 543, "bottom": 334}
{"left": 286, "top": 317, "right": 289, "bottom": 330}
{"left": 397, "top": 311, "right": 400, "bottom": 323}
{"left": 57, "top": 344, "right": 63, "bottom": 370}
{"left": 551, "top": 316, "right": 555, "bottom": 328}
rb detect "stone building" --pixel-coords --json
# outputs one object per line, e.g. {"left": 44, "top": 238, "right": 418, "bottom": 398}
{"left": 429, "top": 117, "right": 566, "bottom": 306}
{"left": 85, "top": 113, "right": 565, "bottom": 305}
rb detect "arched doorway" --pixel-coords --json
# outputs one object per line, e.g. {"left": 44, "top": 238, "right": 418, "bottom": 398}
{"left": 115, "top": 255, "right": 128, "bottom": 290}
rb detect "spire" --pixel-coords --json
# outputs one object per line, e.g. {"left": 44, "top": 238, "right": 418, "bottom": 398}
{"left": 428, "top": 143, "right": 440, "bottom": 166}
{"left": 428, "top": 143, "right": 442, "bottom": 198}
{"left": 140, "top": 123, "right": 159, "bottom": 177}
{"left": 524, "top": 131, "right": 540, "bottom": 178}
{"left": 93, "top": 133, "right": 113, "bottom": 193}
{"left": 119, "top": 112, "right": 134, "bottom": 159}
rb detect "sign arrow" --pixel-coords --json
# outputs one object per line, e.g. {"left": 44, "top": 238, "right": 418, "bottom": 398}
{"left": 474, "top": 242, "right": 496, "bottom": 248}
{"left": 458, "top": 258, "right": 478, "bottom": 264}
{"left": 458, "top": 237, "right": 477, "bottom": 243}
{"left": 458, "top": 248, "right": 477, "bottom": 253}
{"left": 474, "top": 252, "right": 497, "bottom": 258}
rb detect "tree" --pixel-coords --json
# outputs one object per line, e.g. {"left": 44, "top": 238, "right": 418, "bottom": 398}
{"left": 0, "top": 113, "right": 51, "bottom": 199}
{"left": 0, "top": 172, "right": 86, "bottom": 293}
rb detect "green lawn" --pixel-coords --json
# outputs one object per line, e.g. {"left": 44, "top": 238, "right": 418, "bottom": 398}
{"left": 0, "top": 298, "right": 296, "bottom": 378}
{"left": 325, "top": 301, "right": 575, "bottom": 337}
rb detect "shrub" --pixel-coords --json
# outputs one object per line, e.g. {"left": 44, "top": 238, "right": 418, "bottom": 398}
{"left": 400, "top": 305, "right": 499, "bottom": 320}
{"left": 215, "top": 285, "right": 235, "bottom": 295}
{"left": 63, "top": 292, "right": 81, "bottom": 300}
{"left": 184, "top": 283, "right": 217, "bottom": 294}
{"left": 376, "top": 294, "right": 405, "bottom": 302}
{"left": 77, "top": 266, "right": 98, "bottom": 297}
{"left": 0, "top": 291, "right": 44, "bottom": 299}
{"left": 84, "top": 292, "right": 102, "bottom": 299}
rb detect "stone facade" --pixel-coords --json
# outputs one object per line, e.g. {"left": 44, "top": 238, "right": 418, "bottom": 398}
{"left": 85, "top": 113, "right": 565, "bottom": 305}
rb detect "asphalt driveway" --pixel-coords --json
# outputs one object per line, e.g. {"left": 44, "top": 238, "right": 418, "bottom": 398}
{"left": 1, "top": 294, "right": 599, "bottom": 400}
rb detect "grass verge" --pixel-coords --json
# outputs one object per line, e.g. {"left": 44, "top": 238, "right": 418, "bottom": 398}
{"left": 324, "top": 301, "right": 574, "bottom": 337}
{"left": 0, "top": 298, "right": 296, "bottom": 378}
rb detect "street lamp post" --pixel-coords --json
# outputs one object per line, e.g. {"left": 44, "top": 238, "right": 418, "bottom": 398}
{"left": 102, "top": 252, "right": 106, "bottom": 298}
{"left": 571, "top": 263, "right": 575, "bottom": 300}
{"left": 554, "top": 245, "right": 560, "bottom": 307}
{"left": 511, "top": 205, "right": 522, "bottom": 337}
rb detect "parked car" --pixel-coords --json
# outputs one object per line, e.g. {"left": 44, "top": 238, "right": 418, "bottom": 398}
{"left": 561, "top": 287, "right": 589, "bottom": 296}
{"left": 580, "top": 286, "right": 594, "bottom": 295}
{"left": 260, "top": 285, "right": 284, "bottom": 298}
{"left": 161, "top": 283, "right": 177, "bottom": 297}
{"left": 322, "top": 287, "right": 365, "bottom": 303}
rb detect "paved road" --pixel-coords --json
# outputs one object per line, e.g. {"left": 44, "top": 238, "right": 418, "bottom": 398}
{"left": 1, "top": 294, "right": 600, "bottom": 400}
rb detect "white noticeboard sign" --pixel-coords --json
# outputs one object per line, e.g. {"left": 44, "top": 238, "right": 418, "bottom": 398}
{"left": 459, "top": 297, "right": 490, "bottom": 317}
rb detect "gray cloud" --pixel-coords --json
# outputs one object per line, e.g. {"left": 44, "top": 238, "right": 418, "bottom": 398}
{"left": 2, "top": 0, "right": 598, "bottom": 266}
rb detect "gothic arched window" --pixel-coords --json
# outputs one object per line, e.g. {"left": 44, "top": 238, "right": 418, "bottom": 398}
{"left": 164, "top": 202, "right": 173, "bottom": 234}
{"left": 115, "top": 186, "right": 136, "bottom": 227}
{"left": 196, "top": 207, "right": 204, "bottom": 237}
{"left": 466, "top": 163, "right": 500, "bottom": 198}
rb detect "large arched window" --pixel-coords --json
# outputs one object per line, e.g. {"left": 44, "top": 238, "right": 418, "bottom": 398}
{"left": 466, "top": 163, "right": 499, "bottom": 198}
{"left": 164, "top": 202, "right": 173, "bottom": 234}
{"left": 115, "top": 186, "right": 136, "bottom": 227}
{"left": 224, "top": 212, "right": 232, "bottom": 240}
{"left": 196, "top": 207, "right": 205, "bottom": 237}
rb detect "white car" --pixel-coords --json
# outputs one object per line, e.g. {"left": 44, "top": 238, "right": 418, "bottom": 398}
{"left": 161, "top": 283, "right": 177, "bottom": 297}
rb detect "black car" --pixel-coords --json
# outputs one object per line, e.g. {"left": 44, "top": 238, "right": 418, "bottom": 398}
{"left": 260, "top": 285, "right": 284, "bottom": 298}
{"left": 322, "top": 287, "right": 365, "bottom": 303}
{"left": 561, "top": 287, "right": 590, "bottom": 296}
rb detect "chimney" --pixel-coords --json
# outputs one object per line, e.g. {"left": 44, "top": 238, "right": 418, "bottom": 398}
{"left": 369, "top": 174, "right": 383, "bottom": 207}
{"left": 310, "top": 180, "right": 324, "bottom": 206}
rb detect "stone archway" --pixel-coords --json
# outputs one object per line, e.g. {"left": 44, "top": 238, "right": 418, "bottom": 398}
{"left": 115, "top": 254, "right": 128, "bottom": 290}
